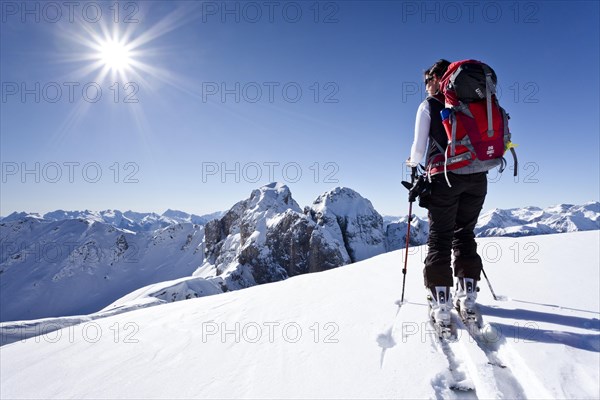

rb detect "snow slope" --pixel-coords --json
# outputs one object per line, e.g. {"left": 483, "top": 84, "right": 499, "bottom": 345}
{"left": 1, "top": 231, "right": 598, "bottom": 399}
{"left": 0, "top": 219, "right": 206, "bottom": 321}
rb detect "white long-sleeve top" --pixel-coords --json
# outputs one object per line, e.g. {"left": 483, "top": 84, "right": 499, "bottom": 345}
{"left": 407, "top": 99, "right": 431, "bottom": 167}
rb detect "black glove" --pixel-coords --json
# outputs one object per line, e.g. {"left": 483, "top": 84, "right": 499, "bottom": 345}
{"left": 402, "top": 168, "right": 430, "bottom": 203}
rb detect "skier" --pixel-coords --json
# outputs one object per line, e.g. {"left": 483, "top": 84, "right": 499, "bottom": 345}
{"left": 406, "top": 59, "right": 500, "bottom": 335}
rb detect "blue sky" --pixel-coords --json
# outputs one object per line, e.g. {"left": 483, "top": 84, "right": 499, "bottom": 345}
{"left": 1, "top": 0, "right": 599, "bottom": 217}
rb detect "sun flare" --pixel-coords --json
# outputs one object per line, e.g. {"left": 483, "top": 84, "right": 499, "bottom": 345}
{"left": 98, "top": 39, "right": 132, "bottom": 72}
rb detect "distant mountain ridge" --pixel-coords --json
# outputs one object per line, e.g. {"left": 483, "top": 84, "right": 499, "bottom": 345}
{"left": 4, "top": 202, "right": 597, "bottom": 240}
{"left": 475, "top": 202, "right": 600, "bottom": 237}
{"left": 0, "top": 209, "right": 225, "bottom": 232}
{"left": 1, "top": 183, "right": 598, "bottom": 323}
{"left": 384, "top": 201, "right": 599, "bottom": 250}
{"left": 0, "top": 217, "right": 206, "bottom": 322}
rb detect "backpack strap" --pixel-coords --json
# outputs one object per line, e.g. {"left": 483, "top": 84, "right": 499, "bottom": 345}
{"left": 509, "top": 145, "right": 518, "bottom": 176}
{"left": 500, "top": 106, "right": 519, "bottom": 177}
{"left": 482, "top": 64, "right": 496, "bottom": 138}
{"left": 426, "top": 94, "right": 444, "bottom": 105}
{"left": 427, "top": 137, "right": 475, "bottom": 188}
{"left": 450, "top": 111, "right": 457, "bottom": 157}
{"left": 446, "top": 65, "right": 464, "bottom": 92}
{"left": 430, "top": 137, "right": 445, "bottom": 154}
{"left": 426, "top": 137, "right": 449, "bottom": 185}
{"left": 448, "top": 103, "right": 473, "bottom": 157}
{"left": 443, "top": 146, "right": 452, "bottom": 187}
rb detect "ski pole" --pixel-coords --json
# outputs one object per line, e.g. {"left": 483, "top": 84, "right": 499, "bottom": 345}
{"left": 399, "top": 167, "right": 417, "bottom": 304}
{"left": 481, "top": 266, "right": 498, "bottom": 300}
{"left": 399, "top": 200, "right": 413, "bottom": 304}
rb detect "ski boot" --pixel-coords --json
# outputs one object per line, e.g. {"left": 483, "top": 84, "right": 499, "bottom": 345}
{"left": 428, "top": 286, "right": 456, "bottom": 340}
{"left": 454, "top": 278, "right": 481, "bottom": 326}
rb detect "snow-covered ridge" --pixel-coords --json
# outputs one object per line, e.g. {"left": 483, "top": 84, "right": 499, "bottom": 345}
{"left": 0, "top": 218, "right": 206, "bottom": 322}
{"left": 475, "top": 202, "right": 600, "bottom": 237}
{"left": 310, "top": 187, "right": 386, "bottom": 262}
{"left": 108, "top": 184, "right": 387, "bottom": 315}
{"left": 194, "top": 182, "right": 352, "bottom": 291}
{"left": 0, "top": 209, "right": 224, "bottom": 232}
{"left": 4, "top": 201, "right": 596, "bottom": 241}
{"left": 385, "top": 201, "right": 599, "bottom": 249}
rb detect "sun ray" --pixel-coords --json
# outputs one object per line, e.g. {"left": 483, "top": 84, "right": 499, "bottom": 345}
{"left": 125, "top": 6, "right": 201, "bottom": 50}
{"left": 54, "top": 2, "right": 203, "bottom": 82}
{"left": 46, "top": 2, "right": 209, "bottom": 145}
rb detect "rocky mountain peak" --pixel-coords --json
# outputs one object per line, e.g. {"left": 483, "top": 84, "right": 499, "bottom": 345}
{"left": 247, "top": 182, "right": 301, "bottom": 214}
{"left": 310, "top": 186, "right": 386, "bottom": 262}
{"left": 196, "top": 183, "right": 349, "bottom": 290}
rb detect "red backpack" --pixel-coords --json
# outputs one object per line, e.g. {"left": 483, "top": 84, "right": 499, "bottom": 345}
{"left": 428, "top": 59, "right": 517, "bottom": 184}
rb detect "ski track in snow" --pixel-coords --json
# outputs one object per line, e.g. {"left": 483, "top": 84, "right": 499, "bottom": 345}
{"left": 424, "top": 314, "right": 521, "bottom": 400}
{"left": 429, "top": 331, "right": 477, "bottom": 398}
{"left": 491, "top": 331, "right": 555, "bottom": 399}
{"left": 452, "top": 322, "right": 523, "bottom": 399}
{"left": 452, "top": 316, "right": 526, "bottom": 397}
{"left": 388, "top": 303, "right": 572, "bottom": 399}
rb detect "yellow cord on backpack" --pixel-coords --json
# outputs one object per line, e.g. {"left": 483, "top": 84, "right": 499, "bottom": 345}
{"left": 505, "top": 141, "right": 518, "bottom": 154}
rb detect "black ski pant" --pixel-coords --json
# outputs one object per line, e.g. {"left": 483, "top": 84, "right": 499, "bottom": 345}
{"left": 422, "top": 172, "right": 487, "bottom": 289}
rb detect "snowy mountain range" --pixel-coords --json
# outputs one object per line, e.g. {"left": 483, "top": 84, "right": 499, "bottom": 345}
{"left": 1, "top": 183, "right": 598, "bottom": 324}
{"left": 0, "top": 209, "right": 224, "bottom": 232}
{"left": 0, "top": 218, "right": 206, "bottom": 322}
{"left": 475, "top": 203, "right": 600, "bottom": 237}
{"left": 385, "top": 201, "right": 600, "bottom": 250}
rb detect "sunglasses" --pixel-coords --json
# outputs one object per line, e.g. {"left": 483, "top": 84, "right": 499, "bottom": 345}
{"left": 424, "top": 75, "right": 435, "bottom": 85}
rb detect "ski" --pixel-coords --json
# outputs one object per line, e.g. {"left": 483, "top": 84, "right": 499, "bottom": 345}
{"left": 429, "top": 318, "right": 476, "bottom": 393}
{"left": 431, "top": 317, "right": 457, "bottom": 341}
{"left": 454, "top": 308, "right": 508, "bottom": 369}
{"left": 450, "top": 309, "right": 530, "bottom": 398}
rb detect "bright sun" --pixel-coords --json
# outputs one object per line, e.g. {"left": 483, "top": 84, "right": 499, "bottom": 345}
{"left": 99, "top": 40, "right": 132, "bottom": 72}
